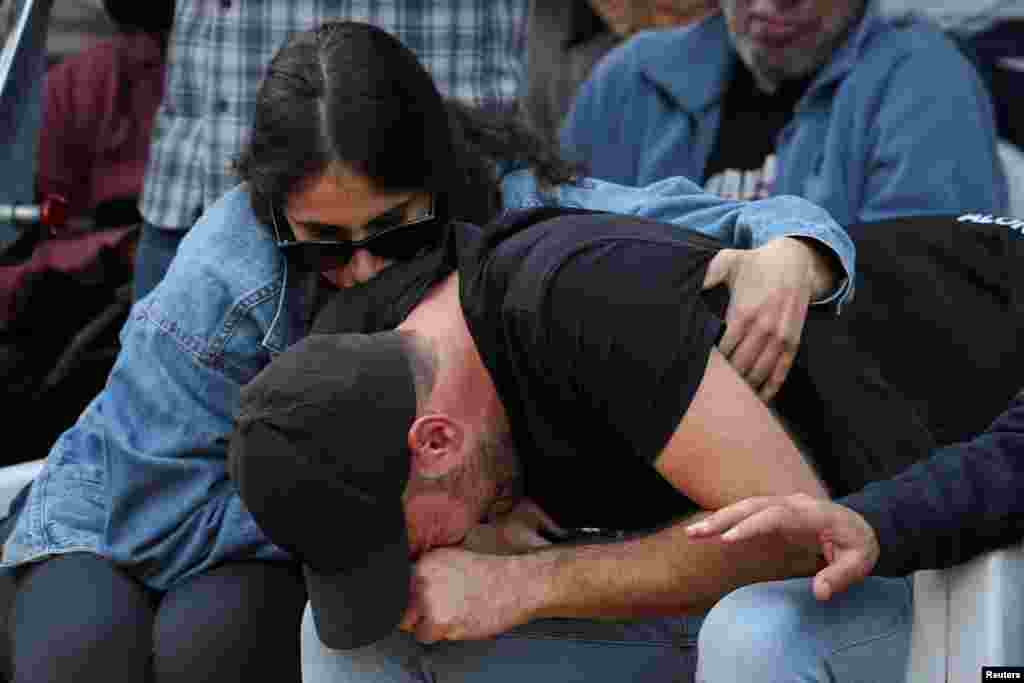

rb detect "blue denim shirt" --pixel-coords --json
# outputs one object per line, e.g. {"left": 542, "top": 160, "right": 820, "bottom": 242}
{"left": 1, "top": 170, "right": 854, "bottom": 590}
{"left": 561, "top": 3, "right": 1009, "bottom": 226}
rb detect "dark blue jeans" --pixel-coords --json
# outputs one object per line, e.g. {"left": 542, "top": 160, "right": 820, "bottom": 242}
{"left": 301, "top": 602, "right": 703, "bottom": 683}
{"left": 133, "top": 222, "right": 187, "bottom": 302}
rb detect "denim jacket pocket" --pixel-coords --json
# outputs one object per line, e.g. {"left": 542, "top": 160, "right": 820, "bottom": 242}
{"left": 38, "top": 438, "right": 109, "bottom": 550}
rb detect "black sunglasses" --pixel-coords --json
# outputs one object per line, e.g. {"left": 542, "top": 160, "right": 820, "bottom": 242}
{"left": 271, "top": 196, "right": 444, "bottom": 272}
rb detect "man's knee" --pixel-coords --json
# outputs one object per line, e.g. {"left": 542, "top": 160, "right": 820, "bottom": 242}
{"left": 697, "top": 580, "right": 810, "bottom": 678}
{"left": 697, "top": 577, "right": 912, "bottom": 683}
{"left": 301, "top": 601, "right": 321, "bottom": 656}
{"left": 302, "top": 602, "right": 427, "bottom": 683}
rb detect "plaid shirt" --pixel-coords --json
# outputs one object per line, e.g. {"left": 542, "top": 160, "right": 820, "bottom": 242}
{"left": 140, "top": 0, "right": 528, "bottom": 231}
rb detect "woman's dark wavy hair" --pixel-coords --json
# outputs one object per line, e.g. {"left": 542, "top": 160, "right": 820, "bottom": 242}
{"left": 234, "top": 20, "right": 581, "bottom": 229}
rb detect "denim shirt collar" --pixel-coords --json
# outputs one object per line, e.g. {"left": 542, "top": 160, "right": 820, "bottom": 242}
{"left": 638, "top": 1, "right": 886, "bottom": 113}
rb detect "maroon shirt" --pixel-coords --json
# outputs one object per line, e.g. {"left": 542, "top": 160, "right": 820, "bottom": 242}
{"left": 37, "top": 32, "right": 165, "bottom": 218}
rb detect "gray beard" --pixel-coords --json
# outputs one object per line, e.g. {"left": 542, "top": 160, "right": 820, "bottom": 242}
{"left": 736, "top": 39, "right": 828, "bottom": 93}
{"left": 731, "top": 4, "right": 866, "bottom": 93}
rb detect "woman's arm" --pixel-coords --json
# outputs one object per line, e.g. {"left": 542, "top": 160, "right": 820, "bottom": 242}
{"left": 524, "top": 171, "right": 855, "bottom": 398}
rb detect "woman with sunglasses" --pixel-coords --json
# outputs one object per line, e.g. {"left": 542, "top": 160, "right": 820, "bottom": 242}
{"left": 0, "top": 21, "right": 854, "bottom": 683}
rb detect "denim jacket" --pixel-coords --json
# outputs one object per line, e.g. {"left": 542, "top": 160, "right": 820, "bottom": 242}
{"left": 1, "top": 170, "right": 854, "bottom": 590}
{"left": 561, "top": 3, "right": 1009, "bottom": 226}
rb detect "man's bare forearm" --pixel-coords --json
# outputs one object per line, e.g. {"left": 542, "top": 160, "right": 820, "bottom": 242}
{"left": 516, "top": 511, "right": 824, "bottom": 620}
{"left": 486, "top": 346, "right": 830, "bottom": 623}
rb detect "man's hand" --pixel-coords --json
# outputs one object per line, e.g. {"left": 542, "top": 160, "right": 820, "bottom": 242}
{"left": 685, "top": 493, "right": 880, "bottom": 600}
{"left": 463, "top": 498, "right": 565, "bottom": 555}
{"left": 703, "top": 237, "right": 838, "bottom": 400}
{"left": 399, "top": 548, "right": 539, "bottom": 643}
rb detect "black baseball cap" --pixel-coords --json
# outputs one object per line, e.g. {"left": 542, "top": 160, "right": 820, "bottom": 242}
{"left": 228, "top": 332, "right": 419, "bottom": 649}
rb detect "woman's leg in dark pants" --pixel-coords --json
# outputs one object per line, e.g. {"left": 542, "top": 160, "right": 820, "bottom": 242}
{"left": 152, "top": 561, "right": 307, "bottom": 683}
{"left": 9, "top": 553, "right": 155, "bottom": 683}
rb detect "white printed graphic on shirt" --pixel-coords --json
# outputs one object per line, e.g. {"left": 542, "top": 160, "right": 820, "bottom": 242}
{"left": 704, "top": 155, "right": 777, "bottom": 201}
{"left": 958, "top": 213, "right": 1024, "bottom": 235}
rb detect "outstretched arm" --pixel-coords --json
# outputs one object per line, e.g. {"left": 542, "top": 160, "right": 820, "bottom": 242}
{"left": 536, "top": 173, "right": 854, "bottom": 398}
{"left": 686, "top": 493, "right": 880, "bottom": 601}
{"left": 628, "top": 184, "right": 850, "bottom": 400}
{"left": 545, "top": 174, "right": 855, "bottom": 307}
{"left": 688, "top": 392, "right": 1024, "bottom": 590}
{"left": 400, "top": 349, "right": 829, "bottom": 642}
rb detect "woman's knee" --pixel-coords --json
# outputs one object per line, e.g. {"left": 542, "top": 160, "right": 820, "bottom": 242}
{"left": 9, "top": 554, "right": 154, "bottom": 682}
{"left": 152, "top": 562, "right": 306, "bottom": 683}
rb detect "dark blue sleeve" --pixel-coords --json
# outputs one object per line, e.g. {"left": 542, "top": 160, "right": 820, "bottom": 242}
{"left": 841, "top": 392, "right": 1024, "bottom": 576}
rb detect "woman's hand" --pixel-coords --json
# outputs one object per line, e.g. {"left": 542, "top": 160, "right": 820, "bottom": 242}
{"left": 702, "top": 236, "right": 838, "bottom": 400}
{"left": 686, "top": 493, "right": 880, "bottom": 600}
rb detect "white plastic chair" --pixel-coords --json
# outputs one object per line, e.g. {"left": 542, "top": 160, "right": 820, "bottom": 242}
{"left": 906, "top": 540, "right": 1024, "bottom": 682}
{"left": 997, "top": 139, "right": 1024, "bottom": 219}
{"left": 904, "top": 143, "right": 1024, "bottom": 679}
{"left": 0, "top": 459, "right": 42, "bottom": 516}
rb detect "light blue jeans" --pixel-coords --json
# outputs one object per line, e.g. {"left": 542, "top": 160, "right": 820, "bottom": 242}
{"left": 301, "top": 576, "right": 912, "bottom": 683}
{"left": 697, "top": 576, "right": 913, "bottom": 683}
{"left": 301, "top": 607, "right": 705, "bottom": 683}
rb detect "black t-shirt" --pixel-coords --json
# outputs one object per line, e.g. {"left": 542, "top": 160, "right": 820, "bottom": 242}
{"left": 457, "top": 209, "right": 725, "bottom": 531}
{"left": 703, "top": 60, "right": 813, "bottom": 199}
{"left": 314, "top": 212, "right": 1023, "bottom": 512}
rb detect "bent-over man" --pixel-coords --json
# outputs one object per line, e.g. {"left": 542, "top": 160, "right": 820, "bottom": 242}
{"left": 228, "top": 208, "right": 913, "bottom": 683}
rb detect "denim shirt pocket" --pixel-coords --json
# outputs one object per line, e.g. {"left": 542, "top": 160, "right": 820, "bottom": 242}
{"left": 2, "top": 431, "right": 109, "bottom": 566}
{"left": 39, "top": 431, "right": 109, "bottom": 550}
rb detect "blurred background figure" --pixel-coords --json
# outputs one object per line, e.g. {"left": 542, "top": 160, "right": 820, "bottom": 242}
{"left": 879, "top": 0, "right": 1023, "bottom": 39}
{"left": 36, "top": 0, "right": 172, "bottom": 229}
{"left": 0, "top": 0, "right": 173, "bottom": 469}
{"left": 2, "top": 0, "right": 117, "bottom": 66}
{"left": 590, "top": 0, "right": 719, "bottom": 34}
{"left": 522, "top": 0, "right": 717, "bottom": 145}
{"left": 561, "top": 0, "right": 1008, "bottom": 226}
{"left": 880, "top": 0, "right": 1024, "bottom": 152}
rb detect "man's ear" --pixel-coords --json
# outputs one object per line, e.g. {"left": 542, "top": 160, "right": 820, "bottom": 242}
{"left": 407, "top": 414, "right": 466, "bottom": 478}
